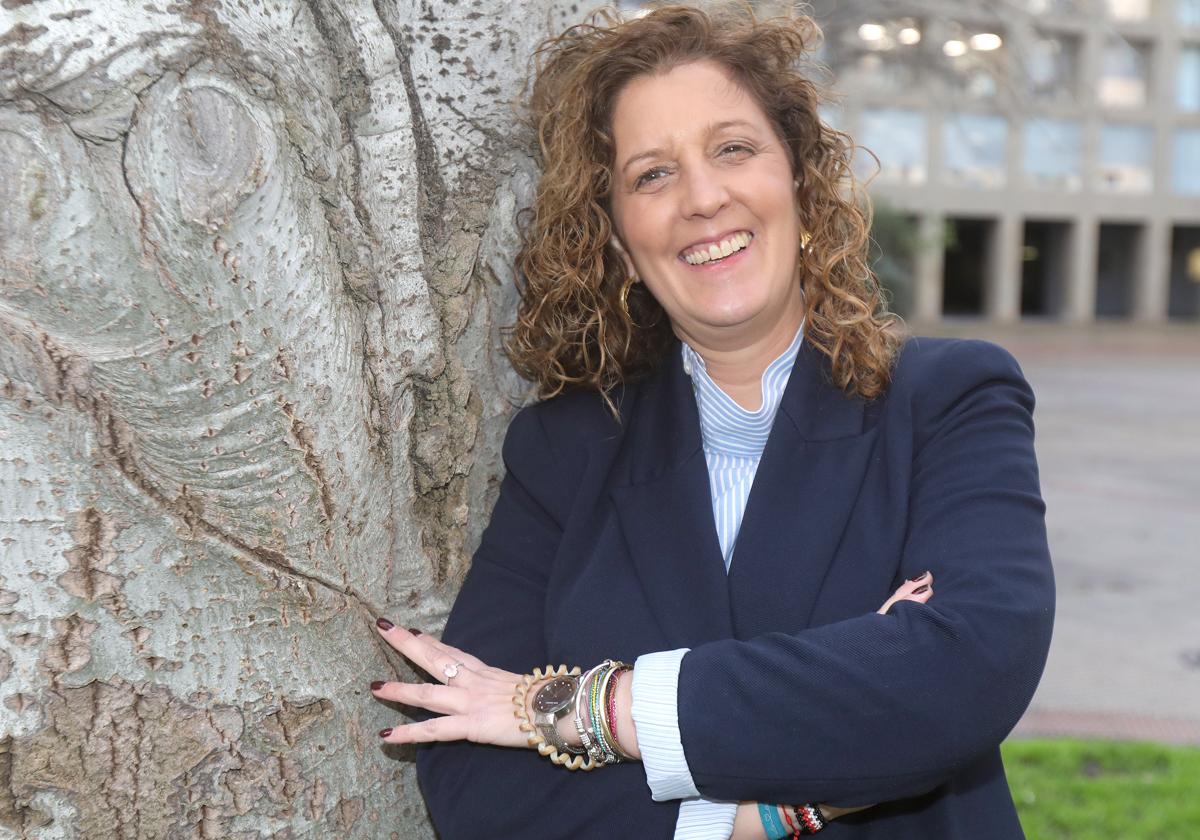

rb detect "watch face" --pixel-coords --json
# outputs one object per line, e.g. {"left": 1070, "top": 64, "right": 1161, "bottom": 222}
{"left": 533, "top": 677, "right": 578, "bottom": 714}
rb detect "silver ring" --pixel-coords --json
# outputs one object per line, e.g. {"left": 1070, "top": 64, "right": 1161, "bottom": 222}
{"left": 442, "top": 661, "right": 465, "bottom": 681}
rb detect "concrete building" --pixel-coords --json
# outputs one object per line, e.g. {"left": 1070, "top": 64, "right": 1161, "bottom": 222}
{"left": 808, "top": 0, "right": 1200, "bottom": 323}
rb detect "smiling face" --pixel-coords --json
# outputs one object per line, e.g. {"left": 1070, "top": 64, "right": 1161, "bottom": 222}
{"left": 608, "top": 60, "right": 806, "bottom": 354}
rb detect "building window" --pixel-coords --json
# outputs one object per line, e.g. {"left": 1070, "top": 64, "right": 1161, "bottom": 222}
{"left": 941, "top": 27, "right": 1005, "bottom": 100}
{"left": 1097, "top": 124, "right": 1154, "bottom": 192}
{"left": 1106, "top": 0, "right": 1153, "bottom": 21}
{"left": 1020, "top": 0, "right": 1082, "bottom": 12}
{"left": 1098, "top": 38, "right": 1152, "bottom": 108}
{"left": 1180, "top": 0, "right": 1200, "bottom": 26}
{"left": 1026, "top": 32, "right": 1080, "bottom": 103}
{"left": 943, "top": 113, "right": 1008, "bottom": 188}
{"left": 825, "top": 19, "right": 924, "bottom": 96}
{"left": 1179, "top": 47, "right": 1200, "bottom": 111}
{"left": 1172, "top": 129, "right": 1200, "bottom": 194}
{"left": 1024, "top": 118, "right": 1083, "bottom": 190}
{"left": 856, "top": 108, "right": 927, "bottom": 184}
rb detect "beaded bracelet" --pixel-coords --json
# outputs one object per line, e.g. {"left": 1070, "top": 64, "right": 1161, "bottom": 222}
{"left": 790, "top": 803, "right": 827, "bottom": 835}
{"left": 781, "top": 803, "right": 798, "bottom": 835}
{"left": 511, "top": 665, "right": 598, "bottom": 771}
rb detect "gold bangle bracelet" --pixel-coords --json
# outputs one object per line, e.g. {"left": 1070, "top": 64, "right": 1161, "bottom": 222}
{"left": 512, "top": 664, "right": 598, "bottom": 772}
{"left": 599, "top": 663, "right": 635, "bottom": 762}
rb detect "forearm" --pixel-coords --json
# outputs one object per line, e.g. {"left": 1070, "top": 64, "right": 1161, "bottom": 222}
{"left": 678, "top": 597, "right": 1052, "bottom": 804}
{"left": 731, "top": 803, "right": 767, "bottom": 840}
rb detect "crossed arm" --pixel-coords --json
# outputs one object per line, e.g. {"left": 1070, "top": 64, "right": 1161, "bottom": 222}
{"left": 370, "top": 572, "right": 935, "bottom": 837}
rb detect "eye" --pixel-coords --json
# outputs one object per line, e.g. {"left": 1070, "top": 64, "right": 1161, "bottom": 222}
{"left": 718, "top": 142, "right": 754, "bottom": 158}
{"left": 633, "top": 166, "right": 671, "bottom": 190}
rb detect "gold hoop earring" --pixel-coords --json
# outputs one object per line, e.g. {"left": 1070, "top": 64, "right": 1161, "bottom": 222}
{"left": 619, "top": 275, "right": 638, "bottom": 318}
{"left": 799, "top": 229, "right": 811, "bottom": 250}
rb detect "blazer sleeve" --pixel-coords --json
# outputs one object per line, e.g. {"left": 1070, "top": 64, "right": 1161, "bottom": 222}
{"left": 676, "top": 340, "right": 1056, "bottom": 806}
{"left": 414, "top": 405, "right": 679, "bottom": 838}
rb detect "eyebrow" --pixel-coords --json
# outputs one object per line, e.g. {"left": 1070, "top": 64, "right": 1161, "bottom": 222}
{"left": 619, "top": 119, "right": 759, "bottom": 175}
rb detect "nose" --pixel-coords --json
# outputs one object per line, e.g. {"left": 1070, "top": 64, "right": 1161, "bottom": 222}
{"left": 678, "top": 161, "right": 729, "bottom": 219}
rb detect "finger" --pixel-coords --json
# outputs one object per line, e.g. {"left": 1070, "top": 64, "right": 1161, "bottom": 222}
{"left": 371, "top": 680, "right": 469, "bottom": 715}
{"left": 819, "top": 803, "right": 875, "bottom": 820}
{"left": 375, "top": 621, "right": 468, "bottom": 682}
{"left": 408, "top": 630, "right": 489, "bottom": 672}
{"left": 379, "top": 714, "right": 470, "bottom": 745}
{"left": 375, "top": 620, "right": 488, "bottom": 679}
{"left": 898, "top": 570, "right": 932, "bottom": 591}
{"left": 906, "top": 584, "right": 933, "bottom": 605}
{"left": 877, "top": 573, "right": 934, "bottom": 614}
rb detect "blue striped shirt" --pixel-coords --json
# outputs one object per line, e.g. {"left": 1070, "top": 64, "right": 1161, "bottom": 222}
{"left": 630, "top": 324, "right": 804, "bottom": 839}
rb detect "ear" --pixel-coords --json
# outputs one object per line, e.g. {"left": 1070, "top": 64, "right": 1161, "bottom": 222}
{"left": 609, "top": 232, "right": 638, "bottom": 279}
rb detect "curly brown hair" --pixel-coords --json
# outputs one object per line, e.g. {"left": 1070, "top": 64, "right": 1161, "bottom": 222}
{"left": 506, "top": 3, "right": 901, "bottom": 407}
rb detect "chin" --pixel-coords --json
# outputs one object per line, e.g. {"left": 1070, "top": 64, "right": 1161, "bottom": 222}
{"left": 704, "top": 297, "right": 768, "bottom": 326}
{"left": 693, "top": 307, "right": 761, "bottom": 333}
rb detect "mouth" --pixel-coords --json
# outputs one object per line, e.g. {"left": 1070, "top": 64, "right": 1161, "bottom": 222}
{"left": 680, "top": 231, "right": 753, "bottom": 266}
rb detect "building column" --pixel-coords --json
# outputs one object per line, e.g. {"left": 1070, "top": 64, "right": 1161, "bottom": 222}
{"left": 1134, "top": 218, "right": 1171, "bottom": 321}
{"left": 1065, "top": 216, "right": 1098, "bottom": 323}
{"left": 912, "top": 211, "right": 945, "bottom": 323}
{"left": 986, "top": 213, "right": 1023, "bottom": 323}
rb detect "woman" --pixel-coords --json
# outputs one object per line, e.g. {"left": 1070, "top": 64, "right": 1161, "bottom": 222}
{"left": 369, "top": 5, "right": 1054, "bottom": 838}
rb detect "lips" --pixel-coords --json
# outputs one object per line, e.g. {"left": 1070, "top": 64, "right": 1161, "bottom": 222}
{"left": 681, "top": 231, "right": 753, "bottom": 265}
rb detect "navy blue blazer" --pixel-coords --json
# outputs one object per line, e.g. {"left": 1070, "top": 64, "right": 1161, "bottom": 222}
{"left": 416, "top": 336, "right": 1055, "bottom": 839}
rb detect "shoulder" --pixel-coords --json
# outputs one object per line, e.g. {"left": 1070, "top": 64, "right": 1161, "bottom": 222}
{"left": 497, "top": 386, "right": 632, "bottom": 525}
{"left": 880, "top": 336, "right": 1036, "bottom": 435}
{"left": 889, "top": 335, "right": 1030, "bottom": 403}
{"left": 502, "top": 385, "right": 630, "bottom": 471}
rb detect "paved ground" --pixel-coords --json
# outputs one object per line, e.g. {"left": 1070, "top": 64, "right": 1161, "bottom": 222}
{"left": 918, "top": 321, "right": 1200, "bottom": 746}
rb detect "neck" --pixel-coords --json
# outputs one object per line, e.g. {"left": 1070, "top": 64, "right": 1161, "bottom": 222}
{"left": 680, "top": 298, "right": 805, "bottom": 411}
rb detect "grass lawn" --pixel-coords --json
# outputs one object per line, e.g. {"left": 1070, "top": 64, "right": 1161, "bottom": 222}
{"left": 1002, "top": 738, "right": 1200, "bottom": 839}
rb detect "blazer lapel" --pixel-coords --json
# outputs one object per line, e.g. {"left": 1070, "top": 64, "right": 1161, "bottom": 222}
{"left": 726, "top": 339, "right": 878, "bottom": 639}
{"left": 610, "top": 348, "right": 735, "bottom": 650}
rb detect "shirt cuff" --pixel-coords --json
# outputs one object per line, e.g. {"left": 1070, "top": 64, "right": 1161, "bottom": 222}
{"left": 631, "top": 648, "right": 699, "bottom": 801}
{"left": 674, "top": 797, "right": 738, "bottom": 840}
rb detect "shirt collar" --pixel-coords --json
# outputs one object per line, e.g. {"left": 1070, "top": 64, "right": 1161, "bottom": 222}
{"left": 681, "top": 321, "right": 804, "bottom": 457}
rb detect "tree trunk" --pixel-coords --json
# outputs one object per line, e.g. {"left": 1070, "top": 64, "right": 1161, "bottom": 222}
{"left": 0, "top": 1, "right": 572, "bottom": 835}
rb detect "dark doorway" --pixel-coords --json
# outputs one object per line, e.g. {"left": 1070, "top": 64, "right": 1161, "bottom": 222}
{"left": 942, "top": 217, "right": 992, "bottom": 316}
{"left": 1022, "top": 221, "right": 1071, "bottom": 317}
{"left": 1168, "top": 226, "right": 1200, "bottom": 320}
{"left": 1095, "top": 223, "right": 1140, "bottom": 318}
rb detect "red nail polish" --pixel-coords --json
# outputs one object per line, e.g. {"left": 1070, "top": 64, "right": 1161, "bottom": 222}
{"left": 376, "top": 618, "right": 394, "bottom": 631}
{"left": 408, "top": 627, "right": 422, "bottom": 636}
{"left": 379, "top": 728, "right": 392, "bottom": 738}
{"left": 913, "top": 584, "right": 930, "bottom": 595}
{"left": 907, "top": 571, "right": 930, "bottom": 583}
{"left": 371, "top": 680, "right": 385, "bottom": 691}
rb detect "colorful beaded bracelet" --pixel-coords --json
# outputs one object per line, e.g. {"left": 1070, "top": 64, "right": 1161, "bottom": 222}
{"left": 791, "top": 803, "right": 827, "bottom": 835}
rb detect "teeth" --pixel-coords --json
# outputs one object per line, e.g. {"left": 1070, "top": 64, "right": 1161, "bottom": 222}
{"left": 684, "top": 232, "right": 751, "bottom": 265}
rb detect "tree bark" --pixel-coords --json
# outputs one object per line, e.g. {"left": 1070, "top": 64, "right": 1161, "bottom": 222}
{"left": 0, "top": 1, "right": 574, "bottom": 835}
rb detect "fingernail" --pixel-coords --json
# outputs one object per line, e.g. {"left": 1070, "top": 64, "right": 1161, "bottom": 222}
{"left": 370, "top": 680, "right": 385, "bottom": 691}
{"left": 379, "top": 728, "right": 392, "bottom": 738}
{"left": 376, "top": 618, "right": 394, "bottom": 631}
{"left": 408, "top": 627, "right": 422, "bottom": 636}
{"left": 907, "top": 571, "right": 930, "bottom": 582}
{"left": 913, "top": 584, "right": 930, "bottom": 595}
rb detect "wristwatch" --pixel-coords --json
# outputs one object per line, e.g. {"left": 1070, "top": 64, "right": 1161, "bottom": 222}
{"left": 531, "top": 675, "right": 584, "bottom": 755}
